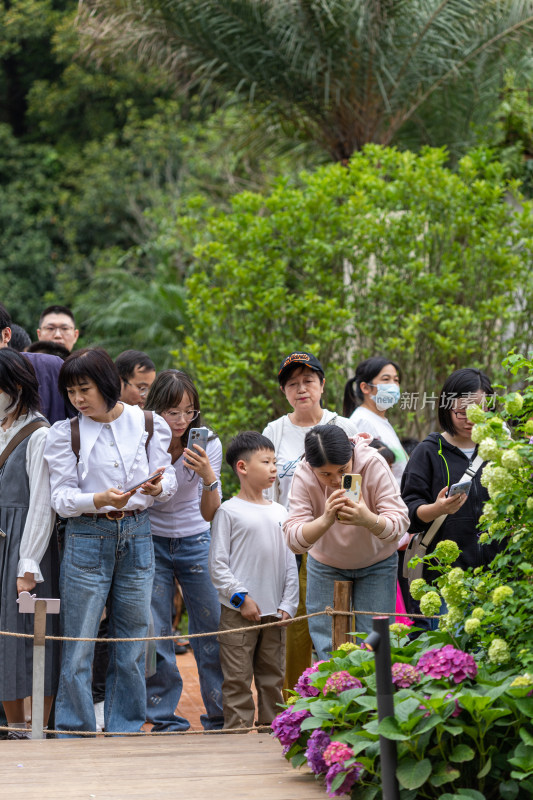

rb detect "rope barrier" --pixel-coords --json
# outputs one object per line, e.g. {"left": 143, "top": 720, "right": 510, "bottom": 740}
{"left": 0, "top": 724, "right": 272, "bottom": 737}
{"left": 0, "top": 607, "right": 438, "bottom": 643}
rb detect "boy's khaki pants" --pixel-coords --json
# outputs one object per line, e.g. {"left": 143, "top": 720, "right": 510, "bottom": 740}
{"left": 218, "top": 605, "right": 286, "bottom": 730}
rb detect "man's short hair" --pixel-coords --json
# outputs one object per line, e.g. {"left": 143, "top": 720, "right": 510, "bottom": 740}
{"left": 226, "top": 431, "right": 275, "bottom": 475}
{"left": 26, "top": 340, "right": 70, "bottom": 359}
{"left": 7, "top": 324, "right": 32, "bottom": 352}
{"left": 0, "top": 303, "right": 12, "bottom": 334}
{"left": 39, "top": 305, "right": 76, "bottom": 326}
{"left": 115, "top": 350, "right": 156, "bottom": 381}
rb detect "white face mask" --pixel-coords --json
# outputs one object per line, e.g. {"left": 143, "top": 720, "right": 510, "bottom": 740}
{"left": 372, "top": 383, "right": 401, "bottom": 411}
{"left": 0, "top": 391, "right": 17, "bottom": 423}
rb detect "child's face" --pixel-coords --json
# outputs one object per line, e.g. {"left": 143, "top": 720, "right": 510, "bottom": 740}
{"left": 239, "top": 448, "right": 277, "bottom": 490}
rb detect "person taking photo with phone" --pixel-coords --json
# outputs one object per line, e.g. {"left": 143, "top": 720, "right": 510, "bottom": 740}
{"left": 44, "top": 348, "right": 176, "bottom": 736}
{"left": 143, "top": 369, "right": 224, "bottom": 732}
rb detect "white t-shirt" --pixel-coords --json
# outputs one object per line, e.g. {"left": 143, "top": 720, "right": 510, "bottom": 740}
{"left": 149, "top": 436, "right": 222, "bottom": 539}
{"left": 349, "top": 406, "right": 408, "bottom": 485}
{"left": 263, "top": 409, "right": 358, "bottom": 509}
{"left": 208, "top": 497, "right": 299, "bottom": 618}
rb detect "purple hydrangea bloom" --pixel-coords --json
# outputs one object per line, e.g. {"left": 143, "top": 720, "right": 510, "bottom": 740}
{"left": 305, "top": 729, "right": 331, "bottom": 774}
{"left": 325, "top": 762, "right": 363, "bottom": 798}
{"left": 417, "top": 645, "right": 477, "bottom": 684}
{"left": 271, "top": 708, "right": 310, "bottom": 747}
{"left": 294, "top": 661, "right": 328, "bottom": 697}
{"left": 322, "top": 671, "right": 363, "bottom": 696}
{"left": 391, "top": 662, "right": 421, "bottom": 689}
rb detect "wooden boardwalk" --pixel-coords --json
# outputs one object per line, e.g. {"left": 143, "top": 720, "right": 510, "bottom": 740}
{"left": 1, "top": 733, "right": 327, "bottom": 799}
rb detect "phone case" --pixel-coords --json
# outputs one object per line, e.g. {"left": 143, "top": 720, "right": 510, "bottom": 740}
{"left": 343, "top": 473, "right": 362, "bottom": 503}
{"left": 187, "top": 427, "right": 209, "bottom": 452}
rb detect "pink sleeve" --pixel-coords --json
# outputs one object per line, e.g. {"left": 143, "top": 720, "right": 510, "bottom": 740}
{"left": 363, "top": 456, "right": 410, "bottom": 543}
{"left": 282, "top": 465, "right": 318, "bottom": 554}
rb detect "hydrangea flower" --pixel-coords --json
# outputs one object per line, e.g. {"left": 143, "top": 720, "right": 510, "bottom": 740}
{"left": 527, "top": 497, "right": 533, "bottom": 511}
{"left": 510, "top": 674, "right": 533, "bottom": 688}
{"left": 464, "top": 617, "right": 481, "bottom": 635}
{"left": 389, "top": 623, "right": 411, "bottom": 638}
{"left": 304, "top": 729, "right": 331, "bottom": 775}
{"left": 410, "top": 578, "right": 427, "bottom": 601}
{"left": 505, "top": 393, "right": 524, "bottom": 416}
{"left": 323, "top": 741, "right": 354, "bottom": 766}
{"left": 478, "top": 437, "right": 500, "bottom": 462}
{"left": 487, "top": 466, "right": 514, "bottom": 494}
{"left": 419, "top": 591, "right": 442, "bottom": 616}
{"left": 488, "top": 638, "right": 510, "bottom": 664}
{"left": 448, "top": 567, "right": 465, "bottom": 584}
{"left": 501, "top": 449, "right": 523, "bottom": 470}
{"left": 472, "top": 607, "right": 485, "bottom": 620}
{"left": 492, "top": 586, "right": 513, "bottom": 606}
{"left": 417, "top": 645, "right": 478, "bottom": 683}
{"left": 441, "top": 583, "right": 468, "bottom": 606}
{"left": 391, "top": 663, "right": 420, "bottom": 688}
{"left": 466, "top": 404, "right": 486, "bottom": 424}
{"left": 525, "top": 419, "right": 533, "bottom": 436}
{"left": 471, "top": 423, "right": 491, "bottom": 444}
{"left": 323, "top": 671, "right": 363, "bottom": 696}
{"left": 271, "top": 708, "right": 310, "bottom": 747}
{"left": 294, "top": 661, "right": 328, "bottom": 697}
{"left": 433, "top": 539, "right": 460, "bottom": 564}
{"left": 325, "top": 762, "right": 363, "bottom": 798}
{"left": 285, "top": 695, "right": 298, "bottom": 706}
{"left": 479, "top": 532, "right": 489, "bottom": 544}
{"left": 337, "top": 641, "right": 359, "bottom": 653}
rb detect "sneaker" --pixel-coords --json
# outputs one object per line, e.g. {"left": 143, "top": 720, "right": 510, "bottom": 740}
{"left": 94, "top": 701, "right": 105, "bottom": 732}
{"left": 7, "top": 727, "right": 31, "bottom": 740}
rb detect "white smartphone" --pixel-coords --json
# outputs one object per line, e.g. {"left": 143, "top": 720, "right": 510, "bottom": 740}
{"left": 187, "top": 427, "right": 209, "bottom": 452}
{"left": 126, "top": 470, "right": 164, "bottom": 493}
{"left": 342, "top": 473, "right": 362, "bottom": 503}
{"left": 447, "top": 480, "right": 472, "bottom": 498}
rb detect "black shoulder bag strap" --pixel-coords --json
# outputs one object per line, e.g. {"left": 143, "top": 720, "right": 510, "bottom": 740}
{"left": 0, "top": 419, "right": 50, "bottom": 471}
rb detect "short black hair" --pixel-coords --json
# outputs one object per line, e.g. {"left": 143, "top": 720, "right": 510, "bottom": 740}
{"left": 304, "top": 425, "right": 353, "bottom": 468}
{"left": 0, "top": 302, "right": 12, "bottom": 334}
{"left": 400, "top": 437, "right": 419, "bottom": 456}
{"left": 115, "top": 350, "right": 156, "bottom": 381}
{"left": 226, "top": 431, "right": 275, "bottom": 475}
{"left": 0, "top": 349, "right": 41, "bottom": 418}
{"left": 26, "top": 340, "right": 70, "bottom": 359}
{"left": 438, "top": 368, "right": 494, "bottom": 436}
{"left": 39, "top": 305, "right": 76, "bottom": 326}
{"left": 369, "top": 438, "right": 396, "bottom": 467}
{"left": 7, "top": 323, "right": 31, "bottom": 352}
{"left": 58, "top": 348, "right": 121, "bottom": 412}
{"left": 343, "top": 357, "right": 401, "bottom": 417}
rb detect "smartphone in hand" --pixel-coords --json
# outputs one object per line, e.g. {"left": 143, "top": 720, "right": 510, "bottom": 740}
{"left": 342, "top": 473, "right": 362, "bottom": 503}
{"left": 126, "top": 470, "right": 164, "bottom": 493}
{"left": 187, "top": 427, "right": 209, "bottom": 452}
{"left": 447, "top": 480, "right": 472, "bottom": 498}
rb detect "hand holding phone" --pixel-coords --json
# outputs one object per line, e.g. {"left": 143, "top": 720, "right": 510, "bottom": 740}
{"left": 187, "top": 427, "right": 209, "bottom": 453}
{"left": 447, "top": 480, "right": 472, "bottom": 498}
{"left": 342, "top": 473, "right": 362, "bottom": 503}
{"left": 126, "top": 469, "right": 164, "bottom": 494}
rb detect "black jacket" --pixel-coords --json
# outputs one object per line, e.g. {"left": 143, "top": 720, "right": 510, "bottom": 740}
{"left": 400, "top": 432, "right": 500, "bottom": 571}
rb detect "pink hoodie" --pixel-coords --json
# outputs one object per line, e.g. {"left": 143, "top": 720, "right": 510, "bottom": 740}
{"left": 283, "top": 433, "right": 410, "bottom": 570}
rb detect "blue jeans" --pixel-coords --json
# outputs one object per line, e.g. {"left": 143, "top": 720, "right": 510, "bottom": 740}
{"left": 146, "top": 533, "right": 224, "bottom": 731}
{"left": 56, "top": 512, "right": 154, "bottom": 737}
{"left": 306, "top": 552, "right": 398, "bottom": 661}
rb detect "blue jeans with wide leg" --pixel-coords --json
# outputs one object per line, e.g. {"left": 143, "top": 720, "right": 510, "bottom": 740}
{"left": 56, "top": 512, "right": 154, "bottom": 737}
{"left": 306, "top": 551, "right": 398, "bottom": 661}
{"left": 146, "top": 532, "right": 224, "bottom": 731}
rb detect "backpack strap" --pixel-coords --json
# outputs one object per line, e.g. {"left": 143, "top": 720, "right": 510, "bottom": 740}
{"left": 143, "top": 410, "right": 153, "bottom": 453}
{"left": 0, "top": 419, "right": 50, "bottom": 471}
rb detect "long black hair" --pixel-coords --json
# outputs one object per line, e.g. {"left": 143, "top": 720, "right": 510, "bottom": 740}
{"left": 343, "top": 357, "right": 401, "bottom": 417}
{"left": 438, "top": 368, "right": 493, "bottom": 436}
{"left": 304, "top": 425, "right": 353, "bottom": 467}
{"left": 144, "top": 369, "right": 215, "bottom": 450}
{"left": 0, "top": 349, "right": 41, "bottom": 419}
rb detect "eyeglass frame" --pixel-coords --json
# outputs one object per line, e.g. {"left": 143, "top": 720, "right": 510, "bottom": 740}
{"left": 162, "top": 409, "right": 200, "bottom": 422}
{"left": 123, "top": 379, "right": 154, "bottom": 397}
{"left": 40, "top": 324, "right": 76, "bottom": 333}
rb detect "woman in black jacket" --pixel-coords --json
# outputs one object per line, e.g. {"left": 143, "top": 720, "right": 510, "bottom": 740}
{"left": 401, "top": 368, "right": 500, "bottom": 627}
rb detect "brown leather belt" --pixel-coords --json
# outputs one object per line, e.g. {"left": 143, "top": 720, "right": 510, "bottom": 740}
{"left": 82, "top": 510, "right": 137, "bottom": 520}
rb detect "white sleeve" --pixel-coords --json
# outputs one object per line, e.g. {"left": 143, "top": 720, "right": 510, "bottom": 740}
{"left": 208, "top": 508, "right": 247, "bottom": 600}
{"left": 18, "top": 428, "right": 56, "bottom": 582}
{"left": 149, "top": 413, "right": 177, "bottom": 502}
{"left": 44, "top": 420, "right": 98, "bottom": 516}
{"left": 278, "top": 547, "right": 299, "bottom": 618}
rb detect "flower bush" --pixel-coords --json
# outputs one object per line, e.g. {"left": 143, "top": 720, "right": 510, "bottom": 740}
{"left": 272, "top": 638, "right": 533, "bottom": 798}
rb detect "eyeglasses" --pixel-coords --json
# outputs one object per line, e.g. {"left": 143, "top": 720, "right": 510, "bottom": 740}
{"left": 41, "top": 325, "right": 75, "bottom": 334}
{"left": 164, "top": 409, "right": 200, "bottom": 422}
{"left": 451, "top": 410, "right": 469, "bottom": 420}
{"left": 123, "top": 380, "right": 153, "bottom": 397}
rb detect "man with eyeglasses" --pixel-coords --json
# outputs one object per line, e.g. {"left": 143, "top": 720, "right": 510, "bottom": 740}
{"left": 37, "top": 305, "right": 79, "bottom": 352}
{"left": 115, "top": 350, "right": 156, "bottom": 410}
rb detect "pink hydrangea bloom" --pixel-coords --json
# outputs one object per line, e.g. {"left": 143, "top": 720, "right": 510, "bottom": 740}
{"left": 391, "top": 662, "right": 421, "bottom": 688}
{"left": 294, "top": 661, "right": 328, "bottom": 697}
{"left": 323, "top": 741, "right": 354, "bottom": 766}
{"left": 417, "top": 645, "right": 477, "bottom": 684}
{"left": 322, "top": 671, "right": 363, "bottom": 696}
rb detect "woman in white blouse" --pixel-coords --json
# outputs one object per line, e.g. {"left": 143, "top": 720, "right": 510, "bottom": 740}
{"left": 44, "top": 348, "right": 176, "bottom": 736}
{"left": 0, "top": 349, "right": 58, "bottom": 738}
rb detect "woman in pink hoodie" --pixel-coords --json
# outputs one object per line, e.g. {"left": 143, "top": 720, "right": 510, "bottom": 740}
{"left": 283, "top": 425, "right": 409, "bottom": 659}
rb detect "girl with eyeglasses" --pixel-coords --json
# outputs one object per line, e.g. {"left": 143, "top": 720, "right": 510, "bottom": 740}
{"left": 400, "top": 368, "right": 502, "bottom": 629}
{"left": 143, "top": 369, "right": 224, "bottom": 732}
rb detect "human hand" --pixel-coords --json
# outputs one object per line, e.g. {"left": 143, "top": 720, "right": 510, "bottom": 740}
{"left": 94, "top": 487, "right": 133, "bottom": 510}
{"left": 434, "top": 486, "right": 469, "bottom": 516}
{"left": 17, "top": 572, "right": 36, "bottom": 595}
{"left": 335, "top": 495, "right": 374, "bottom": 527}
{"left": 323, "top": 488, "right": 349, "bottom": 526}
{"left": 140, "top": 467, "right": 165, "bottom": 496}
{"left": 240, "top": 595, "right": 261, "bottom": 622}
{"left": 183, "top": 445, "right": 215, "bottom": 484}
{"left": 277, "top": 609, "right": 292, "bottom": 627}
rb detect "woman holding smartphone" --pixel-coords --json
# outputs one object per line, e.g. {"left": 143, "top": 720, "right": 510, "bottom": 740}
{"left": 44, "top": 348, "right": 176, "bottom": 736}
{"left": 400, "top": 368, "right": 501, "bottom": 628}
{"left": 284, "top": 425, "right": 409, "bottom": 660}
{"left": 144, "top": 369, "right": 224, "bottom": 732}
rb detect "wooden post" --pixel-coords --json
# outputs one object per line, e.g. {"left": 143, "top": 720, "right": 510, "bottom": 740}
{"left": 332, "top": 580, "right": 353, "bottom": 652}
{"left": 31, "top": 599, "right": 47, "bottom": 740}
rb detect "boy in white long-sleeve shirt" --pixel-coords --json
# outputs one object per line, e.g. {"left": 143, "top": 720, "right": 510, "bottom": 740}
{"left": 208, "top": 431, "right": 298, "bottom": 730}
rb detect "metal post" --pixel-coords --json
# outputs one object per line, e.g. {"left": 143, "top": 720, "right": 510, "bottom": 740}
{"left": 31, "top": 599, "right": 47, "bottom": 740}
{"left": 366, "top": 615, "right": 400, "bottom": 800}
{"left": 332, "top": 580, "right": 353, "bottom": 652}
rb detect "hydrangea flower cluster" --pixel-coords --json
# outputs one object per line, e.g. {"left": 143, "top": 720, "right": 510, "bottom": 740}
{"left": 323, "top": 671, "right": 362, "bottom": 696}
{"left": 391, "top": 662, "right": 421, "bottom": 688}
{"left": 510, "top": 673, "right": 533, "bottom": 688}
{"left": 270, "top": 708, "right": 310, "bottom": 747}
{"left": 478, "top": 437, "right": 500, "bottom": 462}
{"left": 304, "top": 729, "right": 331, "bottom": 775}
{"left": 488, "top": 638, "right": 510, "bottom": 664}
{"left": 466, "top": 404, "right": 486, "bottom": 424}
{"left": 505, "top": 393, "right": 524, "bottom": 416}
{"left": 325, "top": 762, "right": 363, "bottom": 798}
{"left": 492, "top": 585, "right": 513, "bottom": 606}
{"left": 336, "top": 641, "right": 359, "bottom": 653}
{"left": 294, "top": 661, "right": 327, "bottom": 697}
{"left": 464, "top": 617, "right": 481, "bottom": 635}
{"left": 433, "top": 539, "right": 460, "bottom": 564}
{"left": 417, "top": 645, "right": 477, "bottom": 684}
{"left": 501, "top": 448, "right": 523, "bottom": 470}
{"left": 409, "top": 578, "right": 428, "bottom": 601}
{"left": 323, "top": 741, "right": 354, "bottom": 766}
{"left": 389, "top": 622, "right": 411, "bottom": 638}
{"left": 419, "top": 591, "right": 442, "bottom": 616}
{"left": 441, "top": 582, "right": 468, "bottom": 606}
{"left": 471, "top": 423, "right": 491, "bottom": 444}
